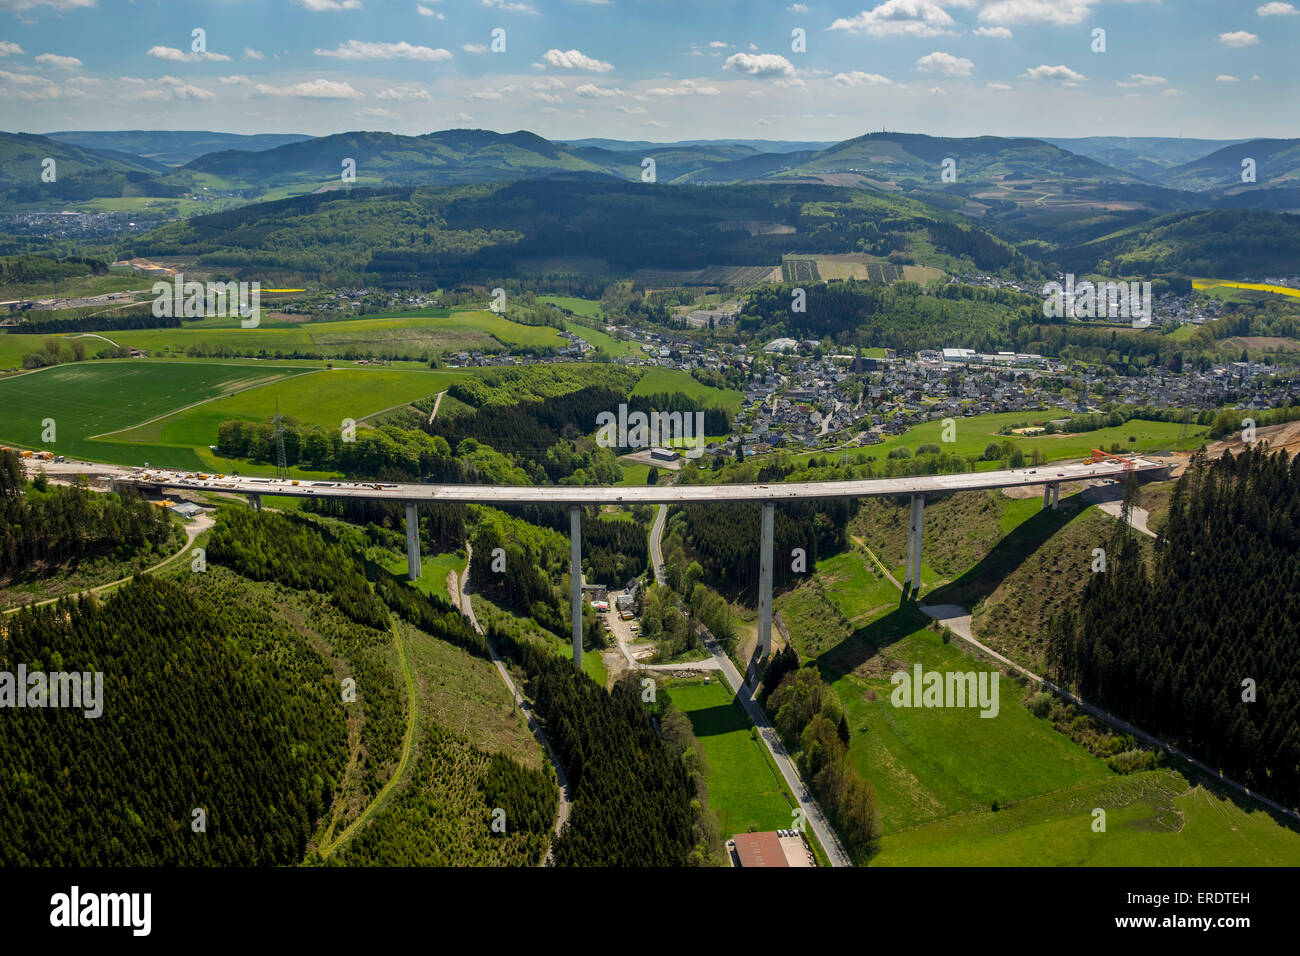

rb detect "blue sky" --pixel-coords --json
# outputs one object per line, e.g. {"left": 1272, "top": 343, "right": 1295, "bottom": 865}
{"left": 0, "top": 0, "right": 1296, "bottom": 141}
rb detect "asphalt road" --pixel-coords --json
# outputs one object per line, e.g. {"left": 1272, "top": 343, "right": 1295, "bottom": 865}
{"left": 112, "top": 458, "right": 1164, "bottom": 505}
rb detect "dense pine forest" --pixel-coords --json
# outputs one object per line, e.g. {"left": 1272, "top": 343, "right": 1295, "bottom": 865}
{"left": 511, "top": 643, "right": 699, "bottom": 866}
{"left": 0, "top": 576, "right": 348, "bottom": 865}
{"left": 1047, "top": 448, "right": 1300, "bottom": 806}
{"left": 0, "top": 452, "right": 176, "bottom": 580}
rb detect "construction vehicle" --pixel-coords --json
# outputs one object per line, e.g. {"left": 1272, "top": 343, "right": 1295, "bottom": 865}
{"left": 1086, "top": 449, "right": 1136, "bottom": 471}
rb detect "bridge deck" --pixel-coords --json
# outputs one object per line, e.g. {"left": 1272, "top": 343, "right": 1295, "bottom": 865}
{"left": 125, "top": 458, "right": 1163, "bottom": 504}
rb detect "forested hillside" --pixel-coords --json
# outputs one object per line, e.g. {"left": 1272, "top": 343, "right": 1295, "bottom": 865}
{"left": 1048, "top": 448, "right": 1300, "bottom": 806}
{"left": 0, "top": 452, "right": 176, "bottom": 581}
{"left": 0, "top": 575, "right": 347, "bottom": 865}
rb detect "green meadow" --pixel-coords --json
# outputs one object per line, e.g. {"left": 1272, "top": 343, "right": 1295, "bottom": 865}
{"left": 0, "top": 360, "right": 308, "bottom": 466}
{"left": 632, "top": 367, "right": 743, "bottom": 415}
{"left": 773, "top": 492, "right": 1300, "bottom": 865}
{"left": 667, "top": 679, "right": 798, "bottom": 836}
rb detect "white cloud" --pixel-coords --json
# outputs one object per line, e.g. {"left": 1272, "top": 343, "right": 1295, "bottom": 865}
{"left": 973, "top": 26, "right": 1013, "bottom": 38}
{"left": 315, "top": 40, "right": 451, "bottom": 60}
{"left": 1257, "top": 2, "right": 1297, "bottom": 15}
{"left": 980, "top": 0, "right": 1091, "bottom": 26}
{"left": 243, "top": 48, "right": 265, "bottom": 60}
{"left": 67, "top": 75, "right": 100, "bottom": 86}
{"left": 986, "top": 81, "right": 1012, "bottom": 90}
{"left": 219, "top": 75, "right": 252, "bottom": 85}
{"left": 616, "top": 104, "right": 646, "bottom": 114}
{"left": 469, "top": 89, "right": 504, "bottom": 100}
{"left": 480, "top": 0, "right": 539, "bottom": 12}
{"left": 644, "top": 78, "right": 720, "bottom": 96}
{"left": 1161, "top": 88, "right": 1183, "bottom": 96}
{"left": 1218, "top": 31, "right": 1259, "bottom": 46}
{"left": 296, "top": 0, "right": 363, "bottom": 11}
{"left": 709, "top": 41, "right": 729, "bottom": 49}
{"left": 416, "top": 2, "right": 444, "bottom": 15}
{"left": 723, "top": 52, "right": 797, "bottom": 78}
{"left": 376, "top": 86, "right": 432, "bottom": 100}
{"left": 1021, "top": 63, "right": 1086, "bottom": 85}
{"left": 357, "top": 106, "right": 398, "bottom": 120}
{"left": 463, "top": 44, "right": 488, "bottom": 54}
{"left": 530, "top": 91, "right": 562, "bottom": 102}
{"left": 147, "top": 46, "right": 231, "bottom": 63}
{"left": 0, "top": 0, "right": 94, "bottom": 10}
{"left": 1115, "top": 73, "right": 1166, "bottom": 87}
{"left": 927, "top": 86, "right": 946, "bottom": 95}
{"left": 829, "top": 0, "right": 957, "bottom": 38}
{"left": 542, "top": 48, "right": 613, "bottom": 71}
{"left": 833, "top": 70, "right": 893, "bottom": 86}
{"left": 916, "top": 51, "right": 973, "bottom": 76}
{"left": 1215, "top": 74, "right": 1240, "bottom": 82}
{"left": 169, "top": 83, "right": 215, "bottom": 100}
{"left": 575, "top": 83, "right": 621, "bottom": 97}
{"left": 0, "top": 41, "right": 23, "bottom": 56}
{"left": 250, "top": 78, "right": 364, "bottom": 99}
{"left": 644, "top": 120, "right": 666, "bottom": 128}
{"left": 787, "top": 3, "right": 808, "bottom": 10}
{"left": 34, "top": 53, "right": 81, "bottom": 69}
{"left": 532, "top": 77, "right": 565, "bottom": 89}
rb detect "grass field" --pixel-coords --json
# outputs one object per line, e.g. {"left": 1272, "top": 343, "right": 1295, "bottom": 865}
{"left": 0, "top": 360, "right": 310, "bottom": 466}
{"left": 78, "top": 308, "right": 565, "bottom": 362}
{"left": 104, "top": 367, "right": 464, "bottom": 458}
{"left": 873, "top": 769, "right": 1300, "bottom": 865}
{"left": 566, "top": 322, "right": 642, "bottom": 358}
{"left": 667, "top": 679, "right": 798, "bottom": 836}
{"left": 632, "top": 367, "right": 743, "bottom": 415}
{"left": 539, "top": 295, "right": 603, "bottom": 318}
{"left": 781, "top": 490, "right": 1300, "bottom": 863}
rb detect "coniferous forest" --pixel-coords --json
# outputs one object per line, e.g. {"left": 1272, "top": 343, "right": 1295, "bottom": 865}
{"left": 0, "top": 451, "right": 176, "bottom": 579}
{"left": 1047, "top": 448, "right": 1300, "bottom": 807}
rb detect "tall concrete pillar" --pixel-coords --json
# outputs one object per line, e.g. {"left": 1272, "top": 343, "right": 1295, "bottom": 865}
{"left": 1051, "top": 483, "right": 1060, "bottom": 510}
{"left": 1042, "top": 483, "right": 1051, "bottom": 509}
{"left": 757, "top": 501, "right": 775, "bottom": 660}
{"left": 247, "top": 493, "right": 261, "bottom": 512}
{"left": 570, "top": 504, "right": 583, "bottom": 671}
{"left": 913, "top": 494, "right": 926, "bottom": 597}
{"left": 404, "top": 502, "right": 421, "bottom": 580}
{"left": 904, "top": 494, "right": 920, "bottom": 591}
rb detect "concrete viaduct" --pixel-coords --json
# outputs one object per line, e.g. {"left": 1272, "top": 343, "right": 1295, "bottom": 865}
{"left": 125, "top": 456, "right": 1164, "bottom": 673}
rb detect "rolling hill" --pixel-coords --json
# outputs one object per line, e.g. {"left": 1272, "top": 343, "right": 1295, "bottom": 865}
{"left": 1042, "top": 137, "right": 1245, "bottom": 181}
{"left": 1161, "top": 138, "right": 1300, "bottom": 192}
{"left": 0, "top": 130, "right": 164, "bottom": 186}
{"left": 170, "top": 128, "right": 621, "bottom": 191}
{"left": 46, "top": 130, "right": 314, "bottom": 167}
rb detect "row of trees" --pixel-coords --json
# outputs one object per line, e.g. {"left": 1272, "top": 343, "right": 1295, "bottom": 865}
{"left": 763, "top": 664, "right": 883, "bottom": 862}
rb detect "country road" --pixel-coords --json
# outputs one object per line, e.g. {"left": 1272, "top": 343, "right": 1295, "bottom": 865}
{"left": 853, "top": 506, "right": 1300, "bottom": 826}
{"left": 692, "top": 617, "right": 853, "bottom": 867}
{"left": 452, "top": 542, "right": 574, "bottom": 866}
{"left": 649, "top": 504, "right": 668, "bottom": 586}
{"left": 647, "top": 495, "right": 850, "bottom": 865}
{"left": 3, "top": 512, "right": 213, "bottom": 615}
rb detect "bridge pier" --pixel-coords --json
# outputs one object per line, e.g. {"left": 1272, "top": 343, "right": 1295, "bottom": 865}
{"left": 757, "top": 501, "right": 774, "bottom": 661}
{"left": 1042, "top": 483, "right": 1051, "bottom": 509}
{"left": 904, "top": 493, "right": 926, "bottom": 596}
{"left": 404, "top": 502, "right": 421, "bottom": 581}
{"left": 247, "top": 493, "right": 261, "bottom": 512}
{"left": 570, "top": 504, "right": 583, "bottom": 671}
{"left": 1051, "top": 483, "right": 1060, "bottom": 510}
